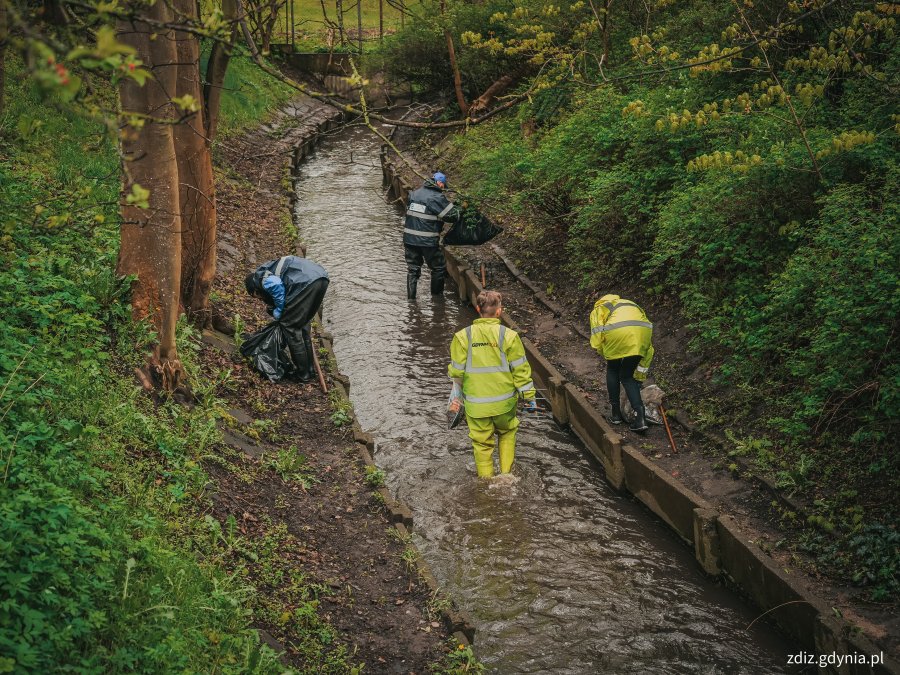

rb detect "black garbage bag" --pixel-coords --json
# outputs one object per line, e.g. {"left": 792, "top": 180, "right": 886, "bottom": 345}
{"left": 242, "top": 273, "right": 330, "bottom": 383}
{"left": 240, "top": 322, "right": 295, "bottom": 382}
{"left": 442, "top": 206, "right": 502, "bottom": 246}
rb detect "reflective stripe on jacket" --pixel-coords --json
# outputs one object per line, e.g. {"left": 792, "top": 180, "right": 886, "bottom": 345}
{"left": 448, "top": 318, "right": 535, "bottom": 417}
{"left": 589, "top": 294, "right": 654, "bottom": 380}
{"left": 403, "top": 182, "right": 458, "bottom": 247}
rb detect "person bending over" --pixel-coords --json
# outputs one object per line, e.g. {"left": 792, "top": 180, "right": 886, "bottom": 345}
{"left": 589, "top": 294, "right": 654, "bottom": 432}
{"left": 245, "top": 254, "right": 329, "bottom": 382}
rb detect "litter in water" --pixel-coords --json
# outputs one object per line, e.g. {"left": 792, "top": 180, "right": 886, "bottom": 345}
{"left": 447, "top": 381, "right": 465, "bottom": 430}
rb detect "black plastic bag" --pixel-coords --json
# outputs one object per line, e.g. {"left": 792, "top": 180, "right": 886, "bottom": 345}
{"left": 240, "top": 322, "right": 295, "bottom": 382}
{"left": 442, "top": 207, "right": 502, "bottom": 246}
{"left": 241, "top": 277, "right": 329, "bottom": 382}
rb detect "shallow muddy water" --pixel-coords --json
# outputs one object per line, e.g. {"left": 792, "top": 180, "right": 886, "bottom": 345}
{"left": 294, "top": 126, "right": 793, "bottom": 673}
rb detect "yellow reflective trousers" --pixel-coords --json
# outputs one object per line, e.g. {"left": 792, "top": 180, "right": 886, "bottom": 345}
{"left": 466, "top": 407, "right": 519, "bottom": 478}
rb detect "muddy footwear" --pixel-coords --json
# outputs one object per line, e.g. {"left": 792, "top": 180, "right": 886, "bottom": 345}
{"left": 629, "top": 406, "right": 649, "bottom": 433}
{"left": 609, "top": 404, "right": 625, "bottom": 425}
{"left": 407, "top": 274, "right": 418, "bottom": 300}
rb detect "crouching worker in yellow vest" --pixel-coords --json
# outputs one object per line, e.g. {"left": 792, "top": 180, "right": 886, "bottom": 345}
{"left": 589, "top": 294, "right": 654, "bottom": 433}
{"left": 448, "top": 291, "right": 536, "bottom": 478}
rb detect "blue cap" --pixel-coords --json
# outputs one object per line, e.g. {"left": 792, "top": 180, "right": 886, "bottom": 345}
{"left": 433, "top": 172, "right": 447, "bottom": 185}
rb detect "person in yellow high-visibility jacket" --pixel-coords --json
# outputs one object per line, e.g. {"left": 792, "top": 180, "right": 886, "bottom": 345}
{"left": 589, "top": 294, "right": 654, "bottom": 432}
{"left": 448, "top": 291, "right": 536, "bottom": 477}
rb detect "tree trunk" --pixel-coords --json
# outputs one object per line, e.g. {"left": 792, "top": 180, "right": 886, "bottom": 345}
{"left": 42, "top": 0, "right": 70, "bottom": 24}
{"left": 602, "top": 0, "right": 612, "bottom": 65}
{"left": 204, "top": 0, "right": 238, "bottom": 140}
{"left": 445, "top": 30, "right": 468, "bottom": 116}
{"left": 204, "top": 28, "right": 237, "bottom": 141}
{"left": 0, "top": 0, "right": 7, "bottom": 117}
{"left": 172, "top": 0, "right": 218, "bottom": 326}
{"left": 440, "top": 0, "right": 468, "bottom": 116}
{"left": 117, "top": 5, "right": 184, "bottom": 385}
{"left": 335, "top": 0, "right": 346, "bottom": 48}
{"left": 468, "top": 64, "right": 529, "bottom": 116}
{"left": 468, "top": 72, "right": 518, "bottom": 115}
{"left": 262, "top": 0, "right": 281, "bottom": 53}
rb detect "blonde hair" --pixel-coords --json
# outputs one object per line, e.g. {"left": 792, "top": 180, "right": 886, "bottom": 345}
{"left": 476, "top": 290, "right": 502, "bottom": 315}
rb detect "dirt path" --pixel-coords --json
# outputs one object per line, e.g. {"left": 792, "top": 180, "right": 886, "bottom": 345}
{"left": 195, "top": 99, "right": 454, "bottom": 672}
{"left": 385, "top": 144, "right": 899, "bottom": 659}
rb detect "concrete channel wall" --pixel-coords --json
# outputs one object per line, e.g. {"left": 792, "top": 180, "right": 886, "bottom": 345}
{"left": 286, "top": 111, "right": 477, "bottom": 647}
{"left": 273, "top": 50, "right": 354, "bottom": 76}
{"left": 381, "top": 150, "right": 898, "bottom": 674}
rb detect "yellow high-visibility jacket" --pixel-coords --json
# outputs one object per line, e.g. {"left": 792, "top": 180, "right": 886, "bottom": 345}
{"left": 448, "top": 318, "right": 535, "bottom": 418}
{"left": 589, "top": 294, "right": 654, "bottom": 381}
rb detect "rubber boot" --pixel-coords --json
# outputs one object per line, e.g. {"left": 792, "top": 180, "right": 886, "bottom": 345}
{"left": 430, "top": 272, "right": 445, "bottom": 296}
{"left": 609, "top": 403, "right": 625, "bottom": 425}
{"left": 407, "top": 274, "right": 418, "bottom": 300}
{"left": 302, "top": 330, "right": 316, "bottom": 383}
{"left": 629, "top": 405, "right": 649, "bottom": 433}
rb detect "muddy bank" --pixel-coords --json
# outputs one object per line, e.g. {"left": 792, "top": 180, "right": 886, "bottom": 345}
{"left": 196, "top": 97, "right": 455, "bottom": 671}
{"left": 380, "top": 146, "right": 899, "bottom": 669}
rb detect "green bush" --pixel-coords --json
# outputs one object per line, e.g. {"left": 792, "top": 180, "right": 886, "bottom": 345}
{"left": 0, "top": 56, "right": 322, "bottom": 672}
{"left": 748, "top": 169, "right": 900, "bottom": 444}
{"left": 435, "top": 2, "right": 899, "bottom": 562}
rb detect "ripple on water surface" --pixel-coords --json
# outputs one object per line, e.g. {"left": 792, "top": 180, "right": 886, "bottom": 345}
{"left": 294, "top": 126, "right": 793, "bottom": 674}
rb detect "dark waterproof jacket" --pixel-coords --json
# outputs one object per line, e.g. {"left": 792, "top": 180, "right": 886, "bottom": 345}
{"left": 241, "top": 256, "right": 328, "bottom": 383}
{"left": 403, "top": 181, "right": 459, "bottom": 248}
{"left": 246, "top": 256, "right": 329, "bottom": 310}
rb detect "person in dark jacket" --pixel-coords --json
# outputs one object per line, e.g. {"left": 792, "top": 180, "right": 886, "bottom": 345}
{"left": 403, "top": 172, "right": 459, "bottom": 299}
{"left": 244, "top": 255, "right": 329, "bottom": 382}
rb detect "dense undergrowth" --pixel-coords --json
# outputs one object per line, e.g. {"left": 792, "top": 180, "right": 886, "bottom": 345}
{"left": 378, "top": 0, "right": 899, "bottom": 601}
{"left": 0, "top": 55, "right": 358, "bottom": 672}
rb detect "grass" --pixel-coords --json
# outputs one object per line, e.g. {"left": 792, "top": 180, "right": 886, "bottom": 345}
{"left": 271, "top": 0, "right": 420, "bottom": 51}
{"left": 329, "top": 390, "right": 354, "bottom": 427}
{"left": 0, "top": 56, "right": 344, "bottom": 672}
{"left": 364, "top": 465, "right": 386, "bottom": 488}
{"left": 431, "top": 639, "right": 484, "bottom": 674}
{"left": 265, "top": 444, "right": 318, "bottom": 488}
{"left": 211, "top": 51, "right": 297, "bottom": 138}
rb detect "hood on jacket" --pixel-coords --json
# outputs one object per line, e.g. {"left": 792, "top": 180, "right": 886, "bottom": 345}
{"left": 245, "top": 270, "right": 266, "bottom": 297}
{"left": 594, "top": 294, "right": 620, "bottom": 309}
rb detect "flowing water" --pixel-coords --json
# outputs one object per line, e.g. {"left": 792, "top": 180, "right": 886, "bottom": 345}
{"left": 294, "top": 126, "right": 792, "bottom": 673}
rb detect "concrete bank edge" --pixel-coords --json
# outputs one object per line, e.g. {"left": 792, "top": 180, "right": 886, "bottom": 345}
{"left": 381, "top": 151, "right": 898, "bottom": 673}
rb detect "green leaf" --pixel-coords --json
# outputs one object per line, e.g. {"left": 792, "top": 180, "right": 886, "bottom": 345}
{"left": 128, "top": 68, "right": 153, "bottom": 86}
{"left": 171, "top": 94, "right": 199, "bottom": 112}
{"left": 125, "top": 184, "right": 150, "bottom": 209}
{"left": 95, "top": 25, "right": 135, "bottom": 58}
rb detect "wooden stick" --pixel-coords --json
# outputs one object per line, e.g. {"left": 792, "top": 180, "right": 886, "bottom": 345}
{"left": 660, "top": 403, "right": 678, "bottom": 454}
{"left": 481, "top": 262, "right": 486, "bottom": 287}
{"left": 311, "top": 332, "right": 328, "bottom": 394}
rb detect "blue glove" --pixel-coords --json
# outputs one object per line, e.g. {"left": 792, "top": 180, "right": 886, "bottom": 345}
{"left": 273, "top": 308, "right": 282, "bottom": 320}
{"left": 524, "top": 400, "right": 538, "bottom": 412}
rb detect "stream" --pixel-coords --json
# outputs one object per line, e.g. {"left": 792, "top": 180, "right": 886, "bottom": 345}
{"left": 294, "top": 125, "right": 793, "bottom": 674}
